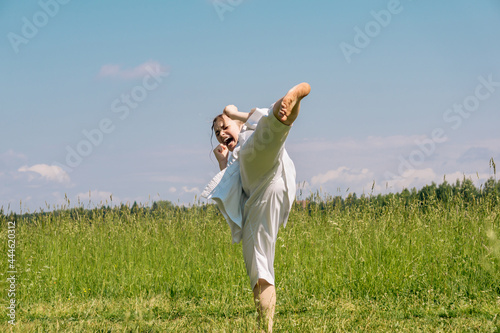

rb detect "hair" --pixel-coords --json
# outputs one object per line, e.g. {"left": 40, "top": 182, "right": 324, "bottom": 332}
{"left": 209, "top": 114, "right": 224, "bottom": 162}
{"left": 210, "top": 114, "right": 224, "bottom": 143}
{"left": 211, "top": 114, "right": 224, "bottom": 134}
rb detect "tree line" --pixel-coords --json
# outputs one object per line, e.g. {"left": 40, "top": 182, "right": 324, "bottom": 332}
{"left": 1, "top": 177, "right": 499, "bottom": 222}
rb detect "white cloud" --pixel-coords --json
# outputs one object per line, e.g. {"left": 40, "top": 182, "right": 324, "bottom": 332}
{"left": 464, "top": 138, "right": 500, "bottom": 153}
{"left": 366, "top": 135, "right": 448, "bottom": 148}
{"left": 386, "top": 169, "right": 493, "bottom": 193}
{"left": 311, "top": 166, "right": 373, "bottom": 186}
{"left": 387, "top": 168, "right": 438, "bottom": 190}
{"left": 149, "top": 174, "right": 205, "bottom": 183}
{"left": 442, "top": 171, "right": 491, "bottom": 185}
{"left": 98, "top": 60, "right": 167, "bottom": 79}
{"left": 76, "top": 190, "right": 114, "bottom": 204}
{"left": 1, "top": 149, "right": 27, "bottom": 161}
{"left": 182, "top": 186, "right": 200, "bottom": 194}
{"left": 18, "top": 164, "right": 70, "bottom": 183}
{"left": 288, "top": 134, "right": 499, "bottom": 197}
{"left": 1, "top": 149, "right": 28, "bottom": 170}
{"left": 289, "top": 135, "right": 432, "bottom": 154}
{"left": 362, "top": 180, "right": 383, "bottom": 194}
{"left": 169, "top": 187, "right": 177, "bottom": 193}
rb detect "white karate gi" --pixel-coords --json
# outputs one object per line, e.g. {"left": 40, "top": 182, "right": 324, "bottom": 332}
{"left": 202, "top": 105, "right": 296, "bottom": 288}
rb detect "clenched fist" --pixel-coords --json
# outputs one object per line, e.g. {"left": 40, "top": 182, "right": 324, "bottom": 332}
{"left": 214, "top": 143, "right": 229, "bottom": 170}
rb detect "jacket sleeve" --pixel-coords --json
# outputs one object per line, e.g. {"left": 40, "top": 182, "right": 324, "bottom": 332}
{"left": 245, "top": 107, "right": 270, "bottom": 130}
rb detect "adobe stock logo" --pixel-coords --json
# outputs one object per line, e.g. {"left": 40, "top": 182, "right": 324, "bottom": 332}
{"left": 53, "top": 65, "right": 169, "bottom": 173}
{"left": 7, "top": 0, "right": 72, "bottom": 54}
{"left": 212, "top": 0, "right": 244, "bottom": 21}
{"left": 384, "top": 74, "right": 499, "bottom": 183}
{"left": 339, "top": 0, "right": 411, "bottom": 64}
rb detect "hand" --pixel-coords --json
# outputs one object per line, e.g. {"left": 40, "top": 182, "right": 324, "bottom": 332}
{"left": 213, "top": 143, "right": 229, "bottom": 170}
{"left": 223, "top": 104, "right": 252, "bottom": 123}
{"left": 223, "top": 105, "right": 239, "bottom": 120}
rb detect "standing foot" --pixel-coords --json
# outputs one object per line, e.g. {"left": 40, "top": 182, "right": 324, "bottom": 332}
{"left": 253, "top": 280, "right": 276, "bottom": 333}
{"left": 273, "top": 82, "right": 311, "bottom": 126}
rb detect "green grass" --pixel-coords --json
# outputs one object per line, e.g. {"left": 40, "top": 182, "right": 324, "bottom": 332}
{"left": 1, "top": 193, "right": 500, "bottom": 332}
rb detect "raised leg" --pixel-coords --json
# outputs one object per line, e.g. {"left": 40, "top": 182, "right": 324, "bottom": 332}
{"left": 272, "top": 82, "right": 311, "bottom": 126}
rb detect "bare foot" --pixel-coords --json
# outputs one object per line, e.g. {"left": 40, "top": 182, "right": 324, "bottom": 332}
{"left": 274, "top": 82, "right": 311, "bottom": 126}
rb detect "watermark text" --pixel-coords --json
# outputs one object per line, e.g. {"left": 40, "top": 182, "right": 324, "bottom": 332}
{"left": 384, "top": 74, "right": 499, "bottom": 182}
{"left": 212, "top": 0, "right": 244, "bottom": 21}
{"left": 7, "top": 0, "right": 72, "bottom": 54}
{"left": 54, "top": 65, "right": 169, "bottom": 173}
{"left": 6, "top": 221, "right": 17, "bottom": 325}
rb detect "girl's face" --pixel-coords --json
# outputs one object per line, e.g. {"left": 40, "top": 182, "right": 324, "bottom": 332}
{"left": 213, "top": 115, "right": 240, "bottom": 152}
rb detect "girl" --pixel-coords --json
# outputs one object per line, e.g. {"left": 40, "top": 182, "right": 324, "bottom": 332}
{"left": 202, "top": 82, "right": 311, "bottom": 332}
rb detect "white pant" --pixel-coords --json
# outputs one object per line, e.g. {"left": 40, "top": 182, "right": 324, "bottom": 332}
{"left": 239, "top": 110, "right": 295, "bottom": 288}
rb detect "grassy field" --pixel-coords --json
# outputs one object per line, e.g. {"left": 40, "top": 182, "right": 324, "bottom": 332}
{"left": 1, "top": 191, "right": 500, "bottom": 332}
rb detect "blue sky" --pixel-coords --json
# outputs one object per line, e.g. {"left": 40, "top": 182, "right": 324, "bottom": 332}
{"left": 1, "top": 0, "right": 499, "bottom": 212}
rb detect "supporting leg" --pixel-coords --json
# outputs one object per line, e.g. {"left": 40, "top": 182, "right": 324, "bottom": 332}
{"left": 253, "top": 279, "right": 276, "bottom": 333}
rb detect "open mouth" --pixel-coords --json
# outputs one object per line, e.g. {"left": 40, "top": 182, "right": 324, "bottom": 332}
{"left": 224, "top": 137, "right": 234, "bottom": 146}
